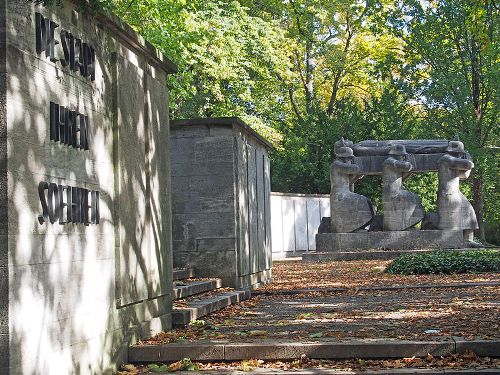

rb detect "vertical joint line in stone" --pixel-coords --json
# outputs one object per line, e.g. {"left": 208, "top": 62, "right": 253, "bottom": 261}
{"left": 293, "top": 199, "right": 297, "bottom": 253}
{"left": 110, "top": 52, "right": 122, "bottom": 307}
{"left": 0, "top": 0, "right": 9, "bottom": 370}
{"left": 305, "top": 199, "right": 310, "bottom": 252}
{"left": 233, "top": 131, "right": 240, "bottom": 276}
{"left": 262, "top": 154, "right": 267, "bottom": 256}
{"left": 246, "top": 140, "right": 251, "bottom": 271}
{"left": 144, "top": 64, "right": 153, "bottom": 295}
{"left": 255, "top": 148, "right": 260, "bottom": 272}
{"left": 280, "top": 196, "right": 284, "bottom": 255}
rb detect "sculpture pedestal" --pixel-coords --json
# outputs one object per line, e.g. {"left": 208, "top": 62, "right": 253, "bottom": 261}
{"left": 304, "top": 230, "right": 466, "bottom": 261}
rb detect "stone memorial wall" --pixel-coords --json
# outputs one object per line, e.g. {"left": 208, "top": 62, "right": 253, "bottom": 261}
{"left": 171, "top": 118, "right": 272, "bottom": 289}
{"left": 0, "top": 1, "right": 175, "bottom": 373}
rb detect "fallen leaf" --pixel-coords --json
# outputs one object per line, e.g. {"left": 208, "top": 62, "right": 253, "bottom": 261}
{"left": 309, "top": 332, "right": 324, "bottom": 338}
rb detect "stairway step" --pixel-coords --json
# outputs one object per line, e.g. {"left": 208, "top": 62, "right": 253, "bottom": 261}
{"left": 173, "top": 268, "right": 195, "bottom": 280}
{"left": 172, "top": 290, "right": 251, "bottom": 326}
{"left": 173, "top": 279, "right": 222, "bottom": 300}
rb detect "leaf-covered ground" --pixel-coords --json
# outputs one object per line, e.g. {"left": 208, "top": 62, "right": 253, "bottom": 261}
{"left": 126, "top": 259, "right": 500, "bottom": 373}
{"left": 260, "top": 259, "right": 500, "bottom": 291}
{"left": 143, "top": 259, "right": 500, "bottom": 344}
{"left": 120, "top": 352, "right": 500, "bottom": 374}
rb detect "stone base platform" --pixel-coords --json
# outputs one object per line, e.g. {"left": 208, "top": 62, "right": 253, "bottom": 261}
{"left": 315, "top": 229, "right": 464, "bottom": 254}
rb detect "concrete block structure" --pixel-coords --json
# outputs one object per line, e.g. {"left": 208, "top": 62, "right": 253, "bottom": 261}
{"left": 0, "top": 1, "right": 176, "bottom": 373}
{"left": 171, "top": 118, "right": 272, "bottom": 289}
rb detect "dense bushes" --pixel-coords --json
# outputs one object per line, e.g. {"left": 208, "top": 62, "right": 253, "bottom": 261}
{"left": 385, "top": 250, "right": 500, "bottom": 275}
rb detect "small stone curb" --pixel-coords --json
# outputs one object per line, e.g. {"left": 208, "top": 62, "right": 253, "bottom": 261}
{"left": 173, "top": 279, "right": 222, "bottom": 300}
{"left": 172, "top": 290, "right": 251, "bottom": 326}
{"left": 173, "top": 268, "right": 195, "bottom": 281}
{"left": 252, "top": 282, "right": 500, "bottom": 296}
{"left": 128, "top": 339, "right": 500, "bottom": 363}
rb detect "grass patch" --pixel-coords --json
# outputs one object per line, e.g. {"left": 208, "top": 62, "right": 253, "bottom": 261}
{"left": 385, "top": 250, "right": 500, "bottom": 275}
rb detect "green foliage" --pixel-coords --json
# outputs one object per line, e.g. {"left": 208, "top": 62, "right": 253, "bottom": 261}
{"left": 386, "top": 250, "right": 500, "bottom": 275}
{"left": 106, "top": 0, "right": 291, "bottom": 147}
{"left": 188, "top": 319, "right": 206, "bottom": 328}
{"left": 403, "top": 173, "right": 438, "bottom": 213}
{"left": 31, "top": 0, "right": 114, "bottom": 12}
{"left": 147, "top": 363, "right": 169, "bottom": 373}
{"left": 148, "top": 358, "right": 199, "bottom": 372}
{"left": 176, "top": 358, "right": 199, "bottom": 372}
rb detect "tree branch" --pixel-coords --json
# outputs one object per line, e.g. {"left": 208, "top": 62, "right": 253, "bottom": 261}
{"left": 288, "top": 87, "right": 304, "bottom": 123}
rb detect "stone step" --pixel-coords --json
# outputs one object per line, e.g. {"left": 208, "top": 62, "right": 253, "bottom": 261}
{"left": 173, "top": 268, "right": 195, "bottom": 280}
{"left": 172, "top": 290, "right": 251, "bottom": 326}
{"left": 173, "top": 279, "right": 222, "bottom": 300}
{"left": 302, "top": 248, "right": 497, "bottom": 262}
{"left": 128, "top": 338, "right": 500, "bottom": 363}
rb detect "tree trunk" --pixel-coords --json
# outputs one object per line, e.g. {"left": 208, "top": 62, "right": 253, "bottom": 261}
{"left": 472, "top": 171, "right": 486, "bottom": 242}
{"left": 305, "top": 41, "right": 314, "bottom": 113}
{"left": 469, "top": 33, "right": 485, "bottom": 242}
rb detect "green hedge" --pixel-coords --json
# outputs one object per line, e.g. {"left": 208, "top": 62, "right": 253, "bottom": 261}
{"left": 385, "top": 250, "right": 500, "bottom": 275}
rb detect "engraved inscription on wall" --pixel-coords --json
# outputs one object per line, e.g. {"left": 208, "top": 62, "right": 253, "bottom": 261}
{"left": 35, "top": 12, "right": 100, "bottom": 225}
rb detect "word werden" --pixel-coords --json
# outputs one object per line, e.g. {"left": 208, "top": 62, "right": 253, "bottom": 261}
{"left": 35, "top": 12, "right": 96, "bottom": 81}
{"left": 38, "top": 182, "right": 100, "bottom": 225}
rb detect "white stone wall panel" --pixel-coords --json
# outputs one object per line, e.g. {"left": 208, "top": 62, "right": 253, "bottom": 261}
{"left": 271, "top": 193, "right": 330, "bottom": 257}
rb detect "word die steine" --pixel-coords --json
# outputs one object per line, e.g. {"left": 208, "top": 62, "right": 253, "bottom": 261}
{"left": 35, "top": 12, "right": 96, "bottom": 81}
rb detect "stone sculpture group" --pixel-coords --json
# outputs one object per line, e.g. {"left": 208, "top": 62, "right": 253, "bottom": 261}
{"left": 328, "top": 138, "right": 478, "bottom": 246}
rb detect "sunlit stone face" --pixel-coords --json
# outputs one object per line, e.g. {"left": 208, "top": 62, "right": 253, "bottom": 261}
{"left": 2, "top": 1, "right": 174, "bottom": 373}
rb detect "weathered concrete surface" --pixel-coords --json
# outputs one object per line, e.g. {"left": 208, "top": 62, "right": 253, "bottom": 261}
{"left": 173, "top": 268, "right": 195, "bottom": 280}
{"left": 351, "top": 140, "right": 453, "bottom": 175}
{"left": 353, "top": 140, "right": 450, "bottom": 155}
{"left": 129, "top": 343, "right": 226, "bottom": 362}
{"left": 354, "top": 154, "right": 445, "bottom": 175}
{"left": 382, "top": 147, "right": 425, "bottom": 231}
{"left": 454, "top": 339, "right": 500, "bottom": 357}
{"left": 316, "top": 230, "right": 464, "bottom": 252}
{"left": 172, "top": 290, "right": 251, "bottom": 326}
{"left": 437, "top": 146, "right": 478, "bottom": 232}
{"left": 2, "top": 1, "right": 176, "bottom": 374}
{"left": 224, "top": 341, "right": 456, "bottom": 361}
{"left": 0, "top": 1, "right": 8, "bottom": 372}
{"left": 128, "top": 339, "right": 497, "bottom": 362}
{"left": 171, "top": 118, "right": 272, "bottom": 289}
{"left": 330, "top": 146, "right": 374, "bottom": 233}
{"left": 172, "top": 279, "right": 222, "bottom": 300}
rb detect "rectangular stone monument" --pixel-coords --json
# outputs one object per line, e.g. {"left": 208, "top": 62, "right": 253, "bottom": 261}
{"left": 1, "top": 1, "right": 176, "bottom": 373}
{"left": 171, "top": 117, "right": 273, "bottom": 289}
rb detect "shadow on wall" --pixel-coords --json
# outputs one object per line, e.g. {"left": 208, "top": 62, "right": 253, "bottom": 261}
{"left": 6, "top": 2, "right": 171, "bottom": 374}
